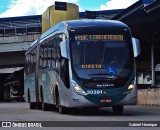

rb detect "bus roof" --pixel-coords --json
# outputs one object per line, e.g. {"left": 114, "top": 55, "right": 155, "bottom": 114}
{"left": 40, "top": 19, "right": 129, "bottom": 41}
{"left": 65, "top": 19, "right": 128, "bottom": 29}
{"left": 27, "top": 19, "right": 129, "bottom": 54}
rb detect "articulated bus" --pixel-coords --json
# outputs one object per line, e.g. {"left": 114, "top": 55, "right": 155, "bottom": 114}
{"left": 24, "top": 19, "right": 140, "bottom": 114}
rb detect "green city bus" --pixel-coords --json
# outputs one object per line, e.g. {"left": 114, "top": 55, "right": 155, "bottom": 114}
{"left": 24, "top": 19, "right": 140, "bottom": 114}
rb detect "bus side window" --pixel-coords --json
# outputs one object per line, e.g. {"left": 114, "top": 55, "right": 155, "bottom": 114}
{"left": 47, "top": 40, "right": 52, "bottom": 69}
{"left": 55, "top": 36, "right": 61, "bottom": 68}
{"left": 33, "top": 48, "right": 36, "bottom": 73}
{"left": 43, "top": 43, "right": 48, "bottom": 69}
{"left": 39, "top": 45, "right": 43, "bottom": 70}
{"left": 52, "top": 38, "right": 56, "bottom": 68}
{"left": 50, "top": 33, "right": 66, "bottom": 69}
{"left": 51, "top": 39, "right": 55, "bottom": 68}
{"left": 27, "top": 48, "right": 36, "bottom": 74}
{"left": 28, "top": 54, "right": 31, "bottom": 74}
{"left": 25, "top": 54, "right": 29, "bottom": 76}
{"left": 29, "top": 52, "right": 32, "bottom": 74}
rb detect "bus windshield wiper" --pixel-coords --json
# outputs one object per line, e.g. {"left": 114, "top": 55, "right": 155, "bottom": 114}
{"left": 89, "top": 73, "right": 119, "bottom": 79}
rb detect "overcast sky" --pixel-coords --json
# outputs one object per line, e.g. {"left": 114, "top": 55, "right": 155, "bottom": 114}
{"left": 0, "top": 0, "right": 139, "bottom": 18}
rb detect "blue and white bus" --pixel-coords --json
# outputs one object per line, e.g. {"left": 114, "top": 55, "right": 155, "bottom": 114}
{"left": 24, "top": 19, "right": 140, "bottom": 114}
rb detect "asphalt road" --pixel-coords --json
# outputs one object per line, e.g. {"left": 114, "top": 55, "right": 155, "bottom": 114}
{"left": 0, "top": 102, "right": 159, "bottom": 130}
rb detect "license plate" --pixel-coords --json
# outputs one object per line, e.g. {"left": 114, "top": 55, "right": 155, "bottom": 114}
{"left": 100, "top": 98, "right": 112, "bottom": 103}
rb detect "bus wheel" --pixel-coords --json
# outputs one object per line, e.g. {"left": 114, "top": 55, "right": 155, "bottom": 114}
{"left": 57, "top": 95, "right": 67, "bottom": 114}
{"left": 112, "top": 106, "right": 123, "bottom": 114}
{"left": 41, "top": 91, "right": 48, "bottom": 111}
{"left": 28, "top": 92, "right": 36, "bottom": 109}
{"left": 42, "top": 102, "right": 48, "bottom": 111}
{"left": 30, "top": 102, "right": 36, "bottom": 109}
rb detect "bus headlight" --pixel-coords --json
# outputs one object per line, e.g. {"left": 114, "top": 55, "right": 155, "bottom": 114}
{"left": 123, "top": 84, "right": 135, "bottom": 94}
{"left": 128, "top": 84, "right": 134, "bottom": 90}
{"left": 72, "top": 81, "right": 87, "bottom": 96}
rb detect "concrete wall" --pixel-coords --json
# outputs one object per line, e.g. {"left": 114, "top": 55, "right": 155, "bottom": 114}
{"left": 0, "top": 67, "right": 23, "bottom": 73}
{"left": 0, "top": 34, "right": 40, "bottom": 52}
{"left": 0, "top": 34, "right": 41, "bottom": 68}
{"left": 0, "top": 34, "right": 40, "bottom": 43}
{"left": 138, "top": 89, "right": 160, "bottom": 106}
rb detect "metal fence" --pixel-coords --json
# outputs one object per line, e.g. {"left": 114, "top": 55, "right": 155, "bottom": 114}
{"left": 0, "top": 16, "right": 42, "bottom": 37}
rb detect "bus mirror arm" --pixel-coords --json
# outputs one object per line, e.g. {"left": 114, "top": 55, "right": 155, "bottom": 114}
{"left": 60, "top": 39, "right": 70, "bottom": 59}
{"left": 132, "top": 37, "right": 141, "bottom": 57}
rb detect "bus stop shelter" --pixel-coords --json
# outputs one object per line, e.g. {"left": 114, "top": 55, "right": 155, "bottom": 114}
{"left": 113, "top": 0, "right": 160, "bottom": 88}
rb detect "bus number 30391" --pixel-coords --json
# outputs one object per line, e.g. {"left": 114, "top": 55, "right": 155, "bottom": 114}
{"left": 87, "top": 90, "right": 103, "bottom": 95}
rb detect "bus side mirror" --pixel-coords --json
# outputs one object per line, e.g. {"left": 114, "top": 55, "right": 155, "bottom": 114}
{"left": 132, "top": 38, "right": 141, "bottom": 57}
{"left": 60, "top": 39, "right": 69, "bottom": 59}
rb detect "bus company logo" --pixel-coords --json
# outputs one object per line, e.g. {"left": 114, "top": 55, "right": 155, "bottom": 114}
{"left": 97, "top": 83, "right": 114, "bottom": 87}
{"left": 2, "top": 122, "right": 11, "bottom": 127}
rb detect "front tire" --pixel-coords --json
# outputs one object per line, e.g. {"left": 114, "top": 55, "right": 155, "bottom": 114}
{"left": 42, "top": 101, "right": 48, "bottom": 111}
{"left": 112, "top": 106, "right": 123, "bottom": 114}
{"left": 57, "top": 95, "right": 67, "bottom": 114}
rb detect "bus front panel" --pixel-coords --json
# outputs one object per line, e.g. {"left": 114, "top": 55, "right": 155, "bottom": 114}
{"left": 68, "top": 33, "right": 136, "bottom": 107}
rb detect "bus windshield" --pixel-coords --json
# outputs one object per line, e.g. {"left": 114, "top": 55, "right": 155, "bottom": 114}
{"left": 71, "top": 34, "right": 133, "bottom": 80}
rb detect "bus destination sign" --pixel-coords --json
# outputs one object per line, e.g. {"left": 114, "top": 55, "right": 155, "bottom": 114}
{"left": 75, "top": 35, "right": 124, "bottom": 41}
{"left": 82, "top": 64, "right": 102, "bottom": 69}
